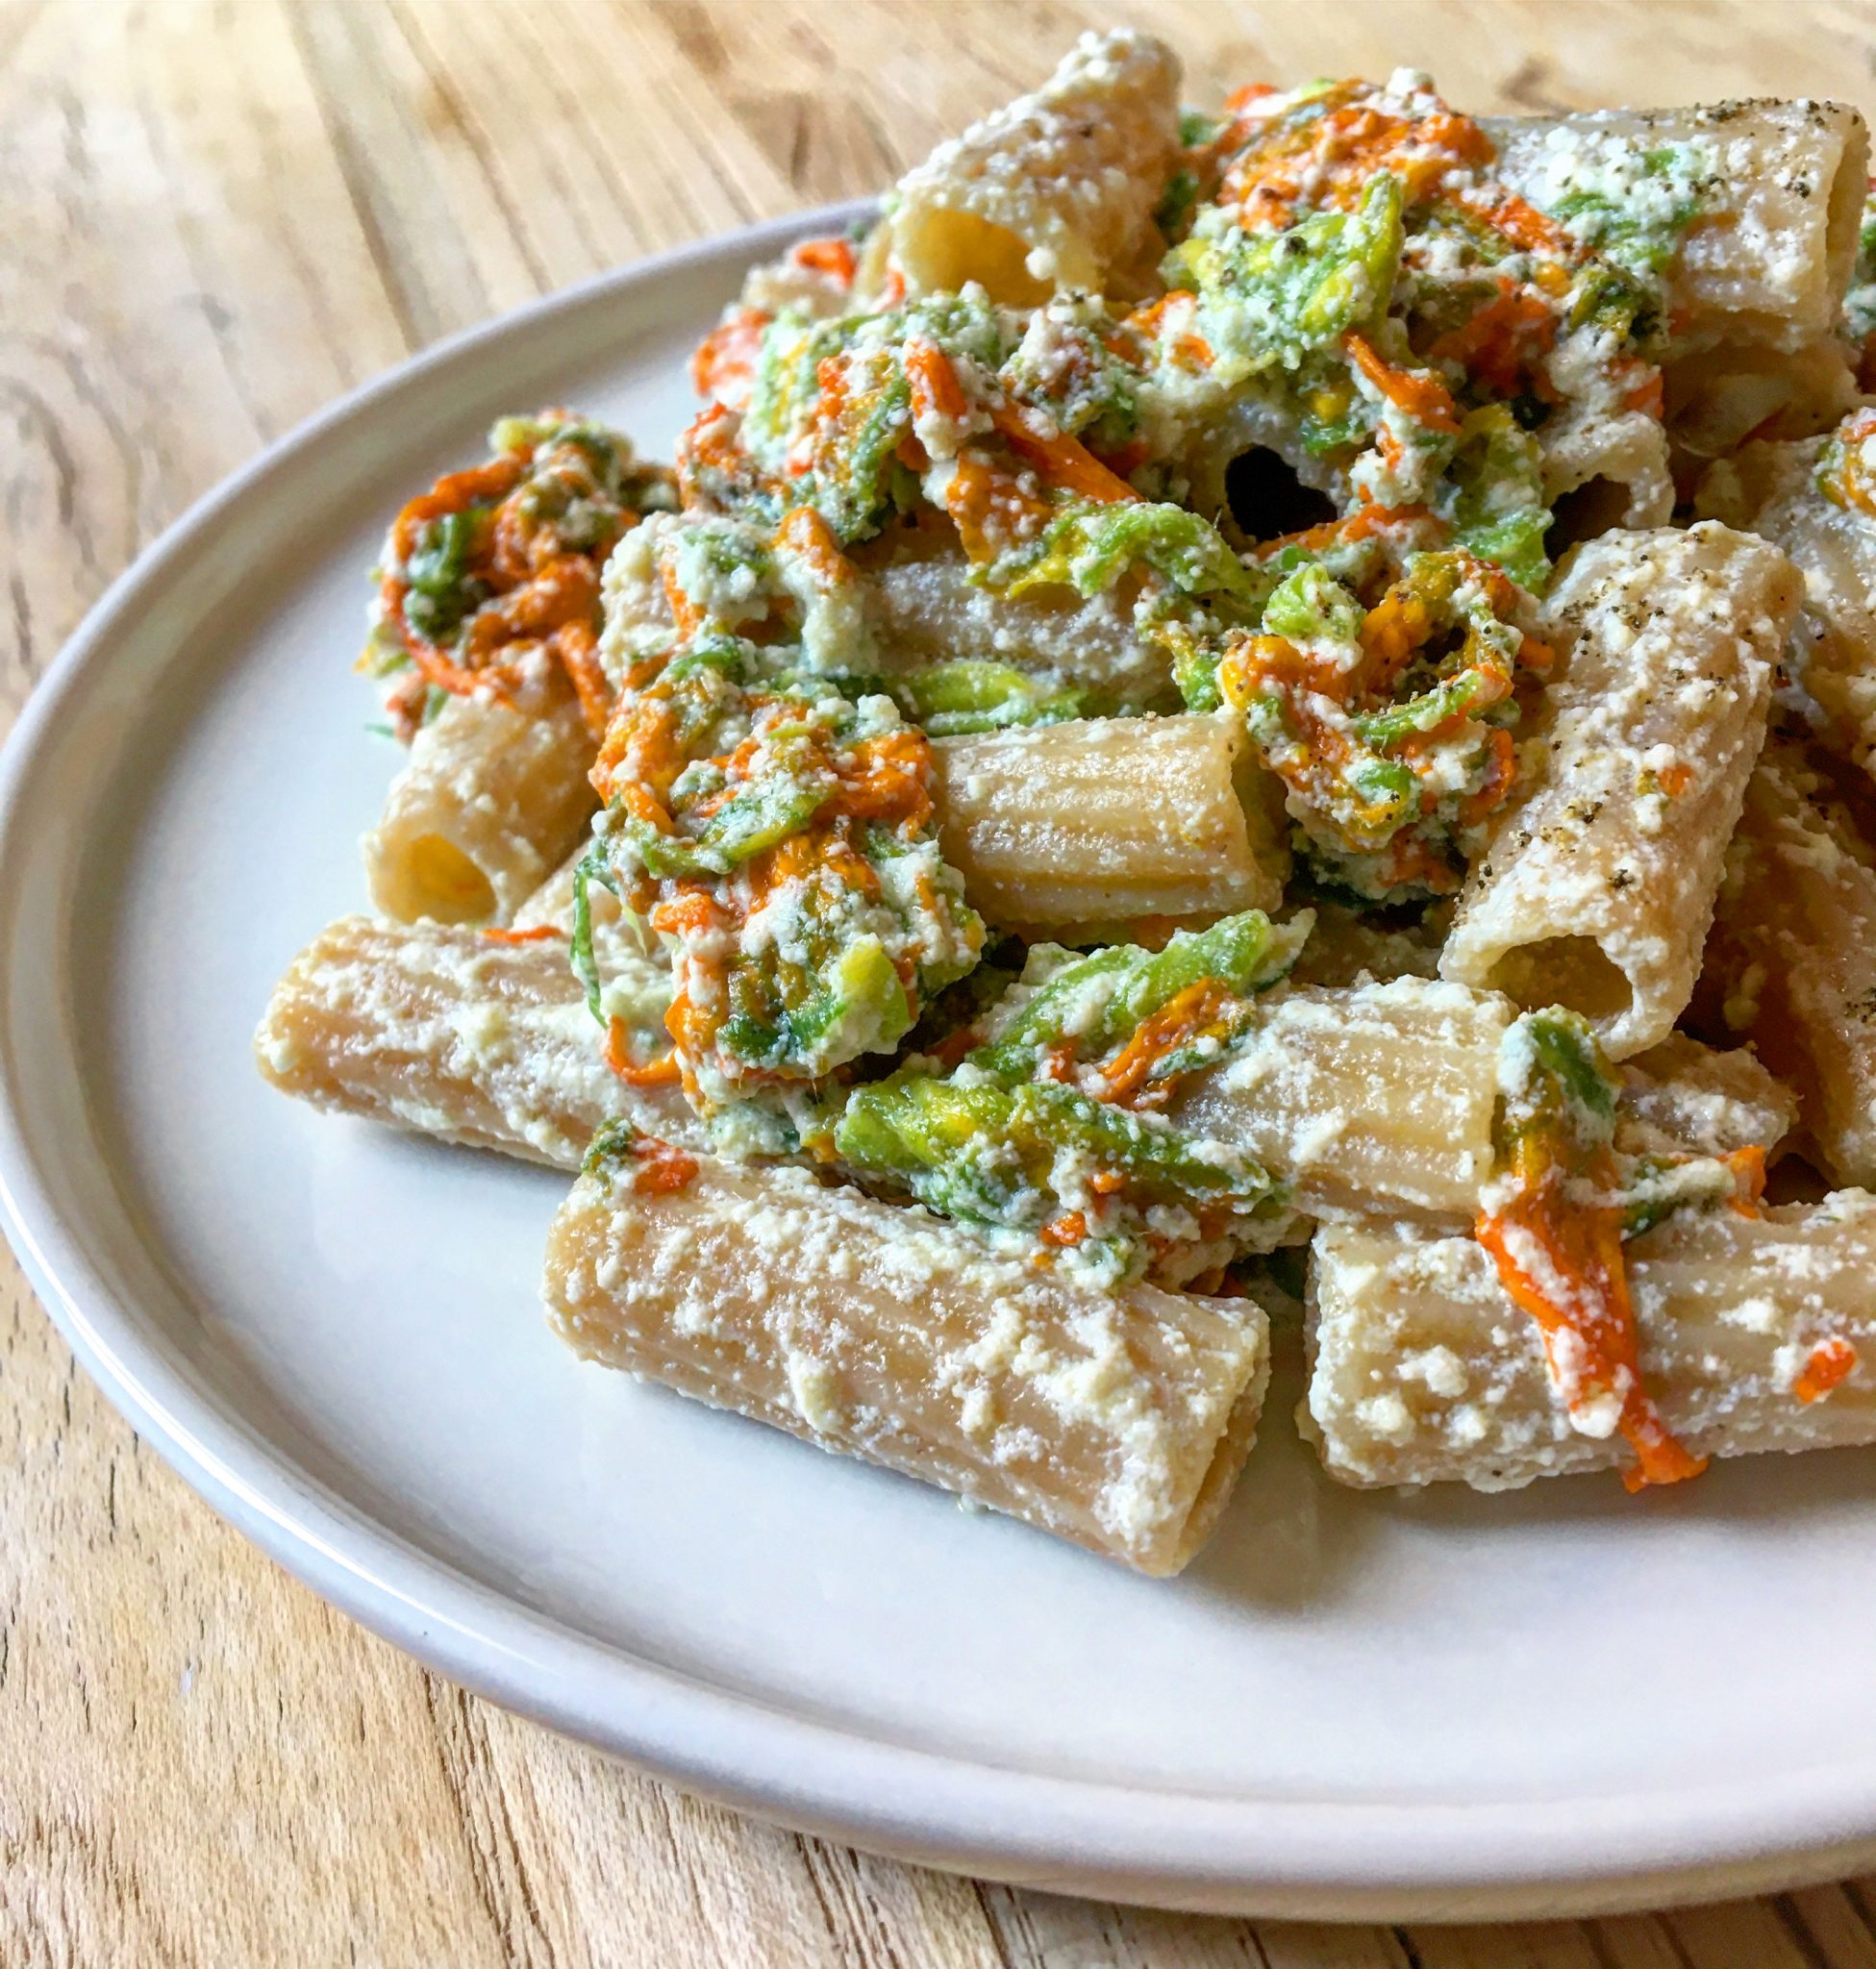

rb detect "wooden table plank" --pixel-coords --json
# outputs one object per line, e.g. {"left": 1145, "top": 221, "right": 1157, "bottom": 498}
{"left": 5, "top": 2, "right": 1876, "bottom": 1962}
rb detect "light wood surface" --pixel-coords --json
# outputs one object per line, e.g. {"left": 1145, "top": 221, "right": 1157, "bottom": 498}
{"left": 6, "top": 1, "right": 1876, "bottom": 1960}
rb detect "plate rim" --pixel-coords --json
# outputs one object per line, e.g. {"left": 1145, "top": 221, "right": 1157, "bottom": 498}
{"left": 5, "top": 201, "right": 1876, "bottom": 1921}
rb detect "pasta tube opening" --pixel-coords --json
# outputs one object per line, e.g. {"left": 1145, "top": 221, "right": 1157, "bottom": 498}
{"left": 1481, "top": 935, "right": 1633, "bottom": 1027}
{"left": 1544, "top": 477, "right": 1633, "bottom": 554}
{"left": 363, "top": 689, "right": 600, "bottom": 929}
{"left": 896, "top": 211, "right": 1053, "bottom": 310}
{"left": 862, "top": 29, "right": 1182, "bottom": 309}
{"left": 375, "top": 833, "right": 498, "bottom": 926}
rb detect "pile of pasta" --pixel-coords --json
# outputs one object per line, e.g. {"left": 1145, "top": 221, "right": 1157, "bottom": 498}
{"left": 258, "top": 33, "right": 1876, "bottom": 1576}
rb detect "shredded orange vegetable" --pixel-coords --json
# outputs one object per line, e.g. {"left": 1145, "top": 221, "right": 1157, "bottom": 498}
{"left": 374, "top": 421, "right": 658, "bottom": 735}
{"left": 1477, "top": 1134, "right": 1706, "bottom": 1492}
{"left": 1344, "top": 332, "right": 1461, "bottom": 435}
{"left": 1039, "top": 1210, "right": 1088, "bottom": 1248}
{"left": 1100, "top": 981, "right": 1237, "bottom": 1106}
{"left": 789, "top": 236, "right": 858, "bottom": 285}
{"left": 940, "top": 453, "right": 1052, "bottom": 561}
{"left": 1221, "top": 81, "right": 1280, "bottom": 114}
{"left": 630, "top": 1136, "right": 699, "bottom": 1196}
{"left": 591, "top": 638, "right": 939, "bottom": 1091}
{"left": 1357, "top": 580, "right": 1437, "bottom": 689}
{"left": 1038, "top": 1039, "right": 1078, "bottom": 1084}
{"left": 907, "top": 338, "right": 1138, "bottom": 514}
{"left": 606, "top": 1015, "right": 683, "bottom": 1086}
{"left": 1218, "top": 632, "right": 1355, "bottom": 787}
{"left": 647, "top": 890, "right": 726, "bottom": 939}
{"left": 989, "top": 404, "right": 1140, "bottom": 503}
{"left": 388, "top": 459, "right": 524, "bottom": 563}
{"left": 674, "top": 400, "right": 750, "bottom": 510}
{"left": 1124, "top": 292, "right": 1214, "bottom": 372}
{"left": 691, "top": 306, "right": 769, "bottom": 407}
{"left": 1425, "top": 286, "right": 1557, "bottom": 397}
{"left": 1795, "top": 1337, "right": 1858, "bottom": 1405}
{"left": 923, "top": 1023, "right": 983, "bottom": 1072}
{"left": 775, "top": 504, "right": 853, "bottom": 586}
{"left": 480, "top": 924, "right": 563, "bottom": 945}
{"left": 904, "top": 336, "right": 971, "bottom": 423}
{"left": 554, "top": 620, "right": 614, "bottom": 742}
{"left": 1250, "top": 503, "right": 1434, "bottom": 561}
{"left": 1619, "top": 363, "right": 1665, "bottom": 419}
{"left": 1722, "top": 1144, "right": 1767, "bottom": 1217}
{"left": 1218, "top": 87, "right": 1494, "bottom": 231}
{"left": 1461, "top": 185, "right": 1579, "bottom": 261}
{"left": 380, "top": 574, "right": 515, "bottom": 712}
{"left": 1658, "top": 760, "right": 1695, "bottom": 798}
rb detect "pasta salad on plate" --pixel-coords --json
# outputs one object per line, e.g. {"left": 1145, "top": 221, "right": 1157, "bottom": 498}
{"left": 256, "top": 30, "right": 1876, "bottom": 1576}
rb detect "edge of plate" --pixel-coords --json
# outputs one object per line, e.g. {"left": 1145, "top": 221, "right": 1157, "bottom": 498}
{"left": 3, "top": 204, "right": 1876, "bottom": 1920}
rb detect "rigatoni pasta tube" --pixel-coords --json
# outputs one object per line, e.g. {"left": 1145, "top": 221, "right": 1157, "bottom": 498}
{"left": 1698, "top": 740, "right": 1876, "bottom": 1187}
{"left": 1698, "top": 424, "right": 1876, "bottom": 776}
{"left": 1614, "top": 1033, "right": 1797, "bottom": 1163}
{"left": 932, "top": 712, "right": 1288, "bottom": 932}
{"left": 1305, "top": 1196, "right": 1876, "bottom": 1491}
{"left": 863, "top": 548, "right": 1173, "bottom": 710}
{"left": 543, "top": 1157, "right": 1269, "bottom": 1576}
{"left": 1166, "top": 985, "right": 1780, "bottom": 1226}
{"left": 1169, "top": 978, "right": 1511, "bottom": 1220}
{"left": 253, "top": 917, "right": 688, "bottom": 1168}
{"left": 861, "top": 29, "right": 1180, "bottom": 307}
{"left": 1664, "top": 339, "right": 1859, "bottom": 467}
{"left": 1486, "top": 100, "right": 1869, "bottom": 357}
{"left": 1441, "top": 524, "right": 1798, "bottom": 1059}
{"left": 364, "top": 685, "right": 598, "bottom": 926}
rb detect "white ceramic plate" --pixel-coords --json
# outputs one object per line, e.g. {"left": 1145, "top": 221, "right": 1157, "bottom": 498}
{"left": 6, "top": 205, "right": 1876, "bottom": 1923}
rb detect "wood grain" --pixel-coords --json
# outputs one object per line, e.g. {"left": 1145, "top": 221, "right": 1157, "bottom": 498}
{"left": 5, "top": 1, "right": 1876, "bottom": 1961}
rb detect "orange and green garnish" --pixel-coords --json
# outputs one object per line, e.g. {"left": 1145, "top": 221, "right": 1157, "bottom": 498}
{"left": 364, "top": 411, "right": 675, "bottom": 741}
{"left": 1475, "top": 1010, "right": 1706, "bottom": 1491}
{"left": 1475, "top": 1011, "right": 1775, "bottom": 1493}
{"left": 832, "top": 911, "right": 1309, "bottom": 1284}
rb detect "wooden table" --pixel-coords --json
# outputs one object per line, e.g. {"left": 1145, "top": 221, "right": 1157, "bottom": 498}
{"left": 7, "top": 1, "right": 1876, "bottom": 1960}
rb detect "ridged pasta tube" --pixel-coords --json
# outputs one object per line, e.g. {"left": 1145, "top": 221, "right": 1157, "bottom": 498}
{"left": 253, "top": 917, "right": 688, "bottom": 1167}
{"left": 862, "top": 30, "right": 1181, "bottom": 307}
{"left": 863, "top": 548, "right": 1174, "bottom": 710}
{"left": 1665, "top": 340, "right": 1860, "bottom": 466}
{"left": 1168, "top": 985, "right": 1788, "bottom": 1226}
{"left": 1169, "top": 978, "right": 1511, "bottom": 1220}
{"left": 1306, "top": 1196, "right": 1876, "bottom": 1490}
{"left": 256, "top": 916, "right": 1795, "bottom": 1223}
{"left": 1441, "top": 524, "right": 1799, "bottom": 1059}
{"left": 1613, "top": 1032, "right": 1796, "bottom": 1163}
{"left": 932, "top": 712, "right": 1288, "bottom": 934}
{"left": 543, "top": 1155, "right": 1269, "bottom": 1575}
{"left": 1487, "top": 100, "right": 1869, "bottom": 357}
{"left": 364, "top": 685, "right": 598, "bottom": 926}
{"left": 1698, "top": 428, "right": 1876, "bottom": 776}
{"left": 1698, "top": 739, "right": 1876, "bottom": 1186}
